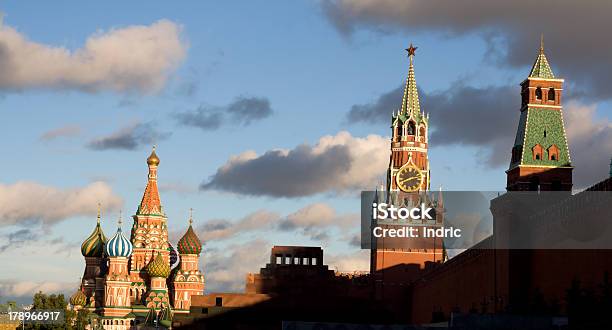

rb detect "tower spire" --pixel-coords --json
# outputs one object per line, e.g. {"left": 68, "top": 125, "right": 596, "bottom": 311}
{"left": 138, "top": 147, "right": 163, "bottom": 215}
{"left": 189, "top": 208, "right": 193, "bottom": 225}
{"left": 401, "top": 43, "right": 421, "bottom": 115}
{"left": 529, "top": 34, "right": 555, "bottom": 78}
{"left": 96, "top": 202, "right": 101, "bottom": 224}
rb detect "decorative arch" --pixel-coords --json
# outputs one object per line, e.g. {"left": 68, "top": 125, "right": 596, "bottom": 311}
{"left": 535, "top": 87, "right": 543, "bottom": 100}
{"left": 548, "top": 88, "right": 555, "bottom": 101}
{"left": 395, "top": 123, "right": 403, "bottom": 140}
{"left": 407, "top": 120, "right": 416, "bottom": 135}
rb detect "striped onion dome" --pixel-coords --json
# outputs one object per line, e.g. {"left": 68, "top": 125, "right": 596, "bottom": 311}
{"left": 81, "top": 208, "right": 107, "bottom": 257}
{"left": 147, "top": 252, "right": 170, "bottom": 278}
{"left": 105, "top": 215, "right": 133, "bottom": 258}
{"left": 177, "top": 210, "right": 202, "bottom": 255}
{"left": 70, "top": 289, "right": 87, "bottom": 307}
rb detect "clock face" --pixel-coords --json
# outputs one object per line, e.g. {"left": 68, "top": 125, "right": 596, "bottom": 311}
{"left": 396, "top": 164, "right": 424, "bottom": 192}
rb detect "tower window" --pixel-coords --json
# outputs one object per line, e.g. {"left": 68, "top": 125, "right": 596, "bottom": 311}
{"left": 215, "top": 297, "right": 223, "bottom": 307}
{"left": 396, "top": 124, "right": 403, "bottom": 139}
{"left": 548, "top": 144, "right": 559, "bottom": 161}
{"left": 543, "top": 130, "right": 547, "bottom": 138}
{"left": 407, "top": 121, "right": 416, "bottom": 135}
{"left": 535, "top": 87, "right": 543, "bottom": 100}
{"left": 532, "top": 144, "right": 543, "bottom": 161}
{"left": 548, "top": 88, "right": 555, "bottom": 101}
{"left": 419, "top": 126, "right": 426, "bottom": 138}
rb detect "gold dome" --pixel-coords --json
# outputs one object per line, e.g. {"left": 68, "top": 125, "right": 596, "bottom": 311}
{"left": 147, "top": 147, "right": 160, "bottom": 166}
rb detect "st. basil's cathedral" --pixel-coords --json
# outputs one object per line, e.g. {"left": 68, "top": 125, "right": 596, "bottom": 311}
{"left": 69, "top": 149, "right": 205, "bottom": 329}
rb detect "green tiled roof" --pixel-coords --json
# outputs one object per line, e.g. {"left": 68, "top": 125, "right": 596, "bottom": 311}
{"left": 513, "top": 107, "right": 571, "bottom": 167}
{"left": 401, "top": 54, "right": 421, "bottom": 115}
{"left": 529, "top": 49, "right": 555, "bottom": 79}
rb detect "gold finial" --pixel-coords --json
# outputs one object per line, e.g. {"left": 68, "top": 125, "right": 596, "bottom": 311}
{"left": 189, "top": 208, "right": 193, "bottom": 225}
{"left": 540, "top": 33, "right": 544, "bottom": 54}
{"left": 118, "top": 210, "right": 123, "bottom": 228}
{"left": 406, "top": 43, "right": 418, "bottom": 57}
{"left": 147, "top": 145, "right": 160, "bottom": 166}
{"left": 96, "top": 202, "right": 101, "bottom": 224}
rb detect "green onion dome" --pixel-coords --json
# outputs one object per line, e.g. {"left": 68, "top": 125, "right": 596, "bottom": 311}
{"left": 147, "top": 252, "right": 170, "bottom": 278}
{"left": 81, "top": 213, "right": 107, "bottom": 257}
{"left": 177, "top": 212, "right": 202, "bottom": 255}
{"left": 70, "top": 289, "right": 87, "bottom": 307}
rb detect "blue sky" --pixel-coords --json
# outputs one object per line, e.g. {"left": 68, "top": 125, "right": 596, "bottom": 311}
{"left": 1, "top": 1, "right": 612, "bottom": 301}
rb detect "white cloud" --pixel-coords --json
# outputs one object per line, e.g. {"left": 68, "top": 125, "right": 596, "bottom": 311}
{"left": 198, "top": 210, "right": 280, "bottom": 242}
{"left": 0, "top": 19, "right": 186, "bottom": 93}
{"left": 278, "top": 203, "right": 359, "bottom": 241}
{"left": 0, "top": 280, "right": 75, "bottom": 298}
{"left": 203, "top": 240, "right": 271, "bottom": 292}
{"left": 39, "top": 125, "right": 82, "bottom": 141}
{"left": 202, "top": 131, "right": 389, "bottom": 197}
{"left": 0, "top": 181, "right": 122, "bottom": 226}
{"left": 325, "top": 249, "right": 370, "bottom": 273}
{"left": 564, "top": 102, "right": 612, "bottom": 188}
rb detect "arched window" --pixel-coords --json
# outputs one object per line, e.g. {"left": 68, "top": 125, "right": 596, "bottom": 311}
{"left": 535, "top": 154, "right": 541, "bottom": 160}
{"left": 396, "top": 124, "right": 403, "bottom": 140}
{"left": 407, "top": 121, "right": 416, "bottom": 135}
{"left": 548, "top": 88, "right": 555, "bottom": 101}
{"left": 535, "top": 87, "right": 543, "bottom": 100}
{"left": 419, "top": 126, "right": 426, "bottom": 137}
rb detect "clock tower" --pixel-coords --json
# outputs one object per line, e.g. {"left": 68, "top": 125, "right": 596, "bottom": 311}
{"left": 371, "top": 44, "right": 444, "bottom": 292}
{"left": 388, "top": 44, "right": 430, "bottom": 193}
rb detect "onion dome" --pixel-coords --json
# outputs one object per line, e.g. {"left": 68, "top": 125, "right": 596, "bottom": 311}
{"left": 105, "top": 213, "right": 133, "bottom": 258}
{"left": 147, "top": 252, "right": 170, "bottom": 278}
{"left": 81, "top": 205, "right": 107, "bottom": 257}
{"left": 147, "top": 146, "right": 160, "bottom": 166}
{"left": 177, "top": 209, "right": 202, "bottom": 255}
{"left": 70, "top": 288, "right": 87, "bottom": 307}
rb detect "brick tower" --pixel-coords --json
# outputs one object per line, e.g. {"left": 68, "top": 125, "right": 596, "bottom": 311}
{"left": 507, "top": 37, "right": 573, "bottom": 191}
{"left": 371, "top": 44, "right": 444, "bottom": 284}
{"left": 172, "top": 209, "right": 205, "bottom": 313}
{"left": 130, "top": 147, "right": 171, "bottom": 303}
{"left": 387, "top": 43, "right": 430, "bottom": 193}
{"left": 101, "top": 214, "right": 134, "bottom": 325}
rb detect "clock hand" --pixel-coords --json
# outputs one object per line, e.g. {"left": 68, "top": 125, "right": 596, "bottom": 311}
{"left": 400, "top": 176, "right": 419, "bottom": 184}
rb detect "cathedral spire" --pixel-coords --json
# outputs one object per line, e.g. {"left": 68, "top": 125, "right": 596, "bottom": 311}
{"left": 529, "top": 34, "right": 555, "bottom": 79}
{"left": 137, "top": 146, "right": 163, "bottom": 215}
{"left": 401, "top": 43, "right": 421, "bottom": 115}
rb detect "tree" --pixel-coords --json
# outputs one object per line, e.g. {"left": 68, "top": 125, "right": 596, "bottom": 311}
{"left": 25, "top": 291, "right": 69, "bottom": 330}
